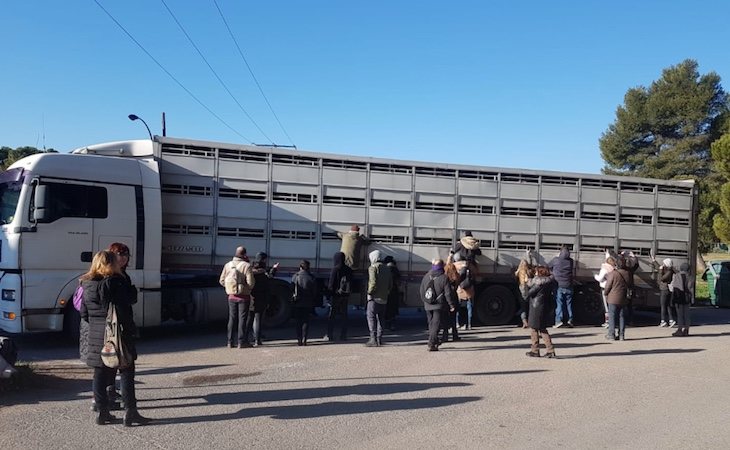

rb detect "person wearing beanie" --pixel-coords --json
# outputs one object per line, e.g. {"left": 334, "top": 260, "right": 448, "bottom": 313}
{"left": 337, "top": 225, "right": 371, "bottom": 269}
{"left": 420, "top": 259, "right": 457, "bottom": 351}
{"left": 651, "top": 254, "right": 676, "bottom": 327}
{"left": 365, "top": 250, "right": 392, "bottom": 347}
{"left": 449, "top": 230, "right": 482, "bottom": 268}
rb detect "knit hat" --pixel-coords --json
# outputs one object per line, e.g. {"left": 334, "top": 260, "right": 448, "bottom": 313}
{"left": 663, "top": 258, "right": 673, "bottom": 268}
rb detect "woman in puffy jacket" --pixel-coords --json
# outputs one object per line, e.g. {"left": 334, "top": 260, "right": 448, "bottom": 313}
{"left": 80, "top": 250, "right": 150, "bottom": 427}
{"left": 594, "top": 254, "right": 617, "bottom": 328}
{"left": 525, "top": 266, "right": 557, "bottom": 358}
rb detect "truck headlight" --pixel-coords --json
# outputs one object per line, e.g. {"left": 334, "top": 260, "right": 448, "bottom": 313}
{"left": 2, "top": 289, "right": 16, "bottom": 301}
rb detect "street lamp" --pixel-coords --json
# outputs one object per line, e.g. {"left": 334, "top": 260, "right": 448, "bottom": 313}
{"left": 128, "top": 114, "right": 153, "bottom": 140}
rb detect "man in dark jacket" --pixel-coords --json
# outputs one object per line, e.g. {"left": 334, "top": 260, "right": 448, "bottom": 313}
{"left": 549, "top": 246, "right": 574, "bottom": 328}
{"left": 325, "top": 252, "right": 352, "bottom": 341}
{"left": 420, "top": 259, "right": 457, "bottom": 351}
{"left": 604, "top": 258, "right": 631, "bottom": 340}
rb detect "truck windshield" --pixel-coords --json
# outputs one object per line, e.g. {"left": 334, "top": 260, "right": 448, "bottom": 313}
{"left": 0, "top": 168, "right": 25, "bottom": 225}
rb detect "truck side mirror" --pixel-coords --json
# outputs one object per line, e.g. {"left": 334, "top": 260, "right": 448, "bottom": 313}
{"left": 32, "top": 184, "right": 48, "bottom": 222}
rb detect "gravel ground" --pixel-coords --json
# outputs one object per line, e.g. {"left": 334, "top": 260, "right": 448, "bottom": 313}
{"left": 2, "top": 307, "right": 730, "bottom": 450}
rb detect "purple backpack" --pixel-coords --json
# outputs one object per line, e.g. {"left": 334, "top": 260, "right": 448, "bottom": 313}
{"left": 72, "top": 284, "right": 84, "bottom": 311}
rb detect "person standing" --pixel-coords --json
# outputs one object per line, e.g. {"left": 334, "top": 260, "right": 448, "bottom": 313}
{"left": 442, "top": 260, "right": 461, "bottom": 342}
{"left": 219, "top": 246, "right": 255, "bottom": 348}
{"left": 337, "top": 225, "right": 371, "bottom": 269}
{"left": 292, "top": 260, "right": 318, "bottom": 346}
{"left": 524, "top": 266, "right": 557, "bottom": 358}
{"left": 383, "top": 256, "right": 401, "bottom": 331}
{"left": 80, "top": 250, "right": 150, "bottom": 426}
{"left": 652, "top": 257, "right": 675, "bottom": 327}
{"left": 515, "top": 258, "right": 534, "bottom": 329}
{"left": 248, "top": 252, "right": 279, "bottom": 347}
{"left": 549, "top": 246, "right": 574, "bottom": 328}
{"left": 325, "top": 252, "right": 352, "bottom": 341}
{"left": 420, "top": 259, "right": 457, "bottom": 351}
{"left": 603, "top": 257, "right": 631, "bottom": 341}
{"left": 365, "top": 250, "right": 392, "bottom": 347}
{"left": 594, "top": 253, "right": 617, "bottom": 328}
{"left": 671, "top": 263, "right": 692, "bottom": 337}
{"left": 453, "top": 252, "right": 475, "bottom": 331}
{"left": 621, "top": 251, "right": 639, "bottom": 325}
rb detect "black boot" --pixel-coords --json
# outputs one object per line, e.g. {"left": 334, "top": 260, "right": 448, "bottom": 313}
{"left": 95, "top": 407, "right": 115, "bottom": 425}
{"left": 123, "top": 408, "right": 151, "bottom": 427}
{"left": 365, "top": 334, "right": 377, "bottom": 347}
{"left": 376, "top": 336, "right": 382, "bottom": 347}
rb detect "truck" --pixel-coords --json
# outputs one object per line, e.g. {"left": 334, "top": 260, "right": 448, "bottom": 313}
{"left": 0, "top": 136, "right": 698, "bottom": 336}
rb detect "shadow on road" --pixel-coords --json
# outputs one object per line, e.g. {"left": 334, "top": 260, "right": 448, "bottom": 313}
{"left": 559, "top": 348, "right": 705, "bottom": 359}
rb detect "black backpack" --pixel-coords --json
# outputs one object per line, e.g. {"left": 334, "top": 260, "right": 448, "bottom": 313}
{"left": 423, "top": 275, "right": 444, "bottom": 305}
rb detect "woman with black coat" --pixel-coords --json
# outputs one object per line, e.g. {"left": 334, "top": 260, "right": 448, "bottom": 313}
{"left": 80, "top": 250, "right": 150, "bottom": 426}
{"left": 525, "top": 266, "right": 557, "bottom": 358}
{"left": 325, "top": 252, "right": 352, "bottom": 341}
{"left": 291, "top": 260, "right": 319, "bottom": 346}
{"left": 248, "top": 252, "right": 279, "bottom": 347}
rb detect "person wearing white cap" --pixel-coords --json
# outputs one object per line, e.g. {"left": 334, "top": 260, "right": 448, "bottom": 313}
{"left": 652, "top": 256, "right": 676, "bottom": 327}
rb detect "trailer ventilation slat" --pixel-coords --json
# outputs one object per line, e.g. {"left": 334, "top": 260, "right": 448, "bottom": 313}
{"left": 620, "top": 182, "right": 655, "bottom": 193}
{"left": 457, "top": 204, "right": 494, "bottom": 214}
{"left": 322, "top": 159, "right": 367, "bottom": 170}
{"left": 370, "top": 234, "right": 410, "bottom": 244}
{"left": 161, "top": 143, "right": 214, "bottom": 157}
{"left": 271, "top": 229, "right": 316, "bottom": 240}
{"left": 162, "top": 184, "right": 211, "bottom": 196}
{"left": 619, "top": 214, "right": 653, "bottom": 224}
{"left": 321, "top": 232, "right": 341, "bottom": 241}
{"left": 218, "top": 148, "right": 268, "bottom": 163}
{"left": 657, "top": 248, "right": 689, "bottom": 258}
{"left": 370, "top": 163, "right": 412, "bottom": 175}
{"left": 501, "top": 173, "right": 540, "bottom": 184}
{"left": 540, "top": 243, "right": 575, "bottom": 251}
{"left": 658, "top": 185, "right": 693, "bottom": 195}
{"left": 415, "top": 202, "right": 453, "bottom": 212}
{"left": 217, "top": 227, "right": 265, "bottom": 238}
{"left": 541, "top": 209, "right": 576, "bottom": 218}
{"left": 162, "top": 224, "right": 211, "bottom": 235}
{"left": 658, "top": 216, "right": 690, "bottom": 226}
{"left": 414, "top": 166, "right": 456, "bottom": 177}
{"left": 370, "top": 198, "right": 411, "bottom": 209}
{"left": 218, "top": 188, "right": 267, "bottom": 200}
{"left": 582, "top": 179, "right": 618, "bottom": 189}
{"left": 580, "top": 245, "right": 606, "bottom": 253}
{"left": 501, "top": 207, "right": 538, "bottom": 217}
{"left": 271, "top": 154, "right": 318, "bottom": 166}
{"left": 500, "top": 241, "right": 534, "bottom": 250}
{"left": 413, "top": 237, "right": 452, "bottom": 245}
{"left": 542, "top": 176, "right": 579, "bottom": 186}
{"left": 323, "top": 196, "right": 366, "bottom": 206}
{"left": 581, "top": 211, "right": 616, "bottom": 221}
{"left": 272, "top": 192, "right": 318, "bottom": 203}
{"left": 458, "top": 170, "right": 498, "bottom": 181}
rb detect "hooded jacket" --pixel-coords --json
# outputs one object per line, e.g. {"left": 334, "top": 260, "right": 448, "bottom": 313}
{"left": 219, "top": 256, "right": 255, "bottom": 301}
{"left": 328, "top": 252, "right": 353, "bottom": 298}
{"left": 367, "top": 250, "right": 392, "bottom": 303}
{"left": 419, "top": 267, "right": 457, "bottom": 311}
{"left": 250, "top": 255, "right": 277, "bottom": 313}
{"left": 451, "top": 236, "right": 482, "bottom": 263}
{"left": 549, "top": 248, "right": 574, "bottom": 288}
{"left": 670, "top": 263, "right": 691, "bottom": 305}
{"left": 292, "top": 268, "right": 318, "bottom": 308}
{"left": 525, "top": 275, "right": 556, "bottom": 329}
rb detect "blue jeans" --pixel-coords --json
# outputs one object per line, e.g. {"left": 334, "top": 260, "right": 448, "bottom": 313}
{"left": 607, "top": 303, "right": 625, "bottom": 338}
{"left": 554, "top": 287, "right": 573, "bottom": 324}
{"left": 456, "top": 299, "right": 473, "bottom": 328}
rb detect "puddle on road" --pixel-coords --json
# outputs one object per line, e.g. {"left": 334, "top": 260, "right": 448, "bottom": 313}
{"left": 182, "top": 371, "right": 261, "bottom": 386}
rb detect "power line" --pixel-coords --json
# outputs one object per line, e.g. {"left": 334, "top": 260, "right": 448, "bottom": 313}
{"left": 160, "top": 0, "right": 274, "bottom": 144}
{"left": 212, "top": 0, "right": 295, "bottom": 147}
{"left": 92, "top": 0, "right": 253, "bottom": 143}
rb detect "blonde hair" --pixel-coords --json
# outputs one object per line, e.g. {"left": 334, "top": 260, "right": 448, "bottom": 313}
{"left": 444, "top": 261, "right": 460, "bottom": 283}
{"left": 80, "top": 250, "right": 120, "bottom": 281}
{"left": 515, "top": 260, "right": 534, "bottom": 286}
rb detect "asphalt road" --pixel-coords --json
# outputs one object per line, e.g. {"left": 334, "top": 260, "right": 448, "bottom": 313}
{"left": 2, "top": 307, "right": 730, "bottom": 449}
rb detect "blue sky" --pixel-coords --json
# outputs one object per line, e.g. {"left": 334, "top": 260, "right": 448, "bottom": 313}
{"left": 2, "top": 1, "right": 729, "bottom": 174}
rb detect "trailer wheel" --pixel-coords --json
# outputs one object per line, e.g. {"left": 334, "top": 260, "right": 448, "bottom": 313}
{"left": 475, "top": 285, "right": 517, "bottom": 326}
{"left": 264, "top": 280, "right": 292, "bottom": 328}
{"left": 574, "top": 284, "right": 605, "bottom": 325}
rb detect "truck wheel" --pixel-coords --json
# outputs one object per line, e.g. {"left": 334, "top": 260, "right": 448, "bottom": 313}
{"left": 574, "top": 284, "right": 605, "bottom": 325}
{"left": 264, "top": 280, "right": 292, "bottom": 328}
{"left": 63, "top": 305, "right": 81, "bottom": 342}
{"left": 475, "top": 285, "right": 517, "bottom": 326}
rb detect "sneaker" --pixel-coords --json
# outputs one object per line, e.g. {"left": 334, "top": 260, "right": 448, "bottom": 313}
{"left": 669, "top": 320, "right": 677, "bottom": 328}
{"left": 458, "top": 325, "right": 466, "bottom": 331}
{"left": 567, "top": 320, "right": 574, "bottom": 328}
{"left": 605, "top": 334, "right": 615, "bottom": 341}
{"left": 601, "top": 322, "right": 608, "bottom": 328}
{"left": 553, "top": 323, "right": 564, "bottom": 329}
{"left": 658, "top": 321, "right": 668, "bottom": 327}
{"left": 322, "top": 335, "right": 330, "bottom": 342}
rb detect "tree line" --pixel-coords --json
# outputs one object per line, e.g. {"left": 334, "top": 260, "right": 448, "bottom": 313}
{"left": 0, "top": 146, "right": 57, "bottom": 171}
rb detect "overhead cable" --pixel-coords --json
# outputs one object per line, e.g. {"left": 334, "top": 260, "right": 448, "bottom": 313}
{"left": 213, "top": 0, "right": 296, "bottom": 147}
{"left": 160, "top": 0, "right": 274, "bottom": 144}
{"left": 92, "top": 0, "right": 253, "bottom": 143}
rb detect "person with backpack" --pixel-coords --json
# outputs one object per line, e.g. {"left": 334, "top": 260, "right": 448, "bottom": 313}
{"left": 420, "top": 259, "right": 457, "bottom": 352}
{"left": 218, "top": 246, "right": 255, "bottom": 348}
{"left": 80, "top": 250, "right": 151, "bottom": 426}
{"left": 248, "top": 252, "right": 279, "bottom": 347}
{"left": 365, "top": 250, "right": 392, "bottom": 347}
{"left": 324, "top": 252, "right": 352, "bottom": 342}
{"left": 291, "top": 260, "right": 319, "bottom": 346}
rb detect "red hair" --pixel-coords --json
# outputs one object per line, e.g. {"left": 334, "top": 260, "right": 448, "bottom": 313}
{"left": 108, "top": 242, "right": 131, "bottom": 270}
